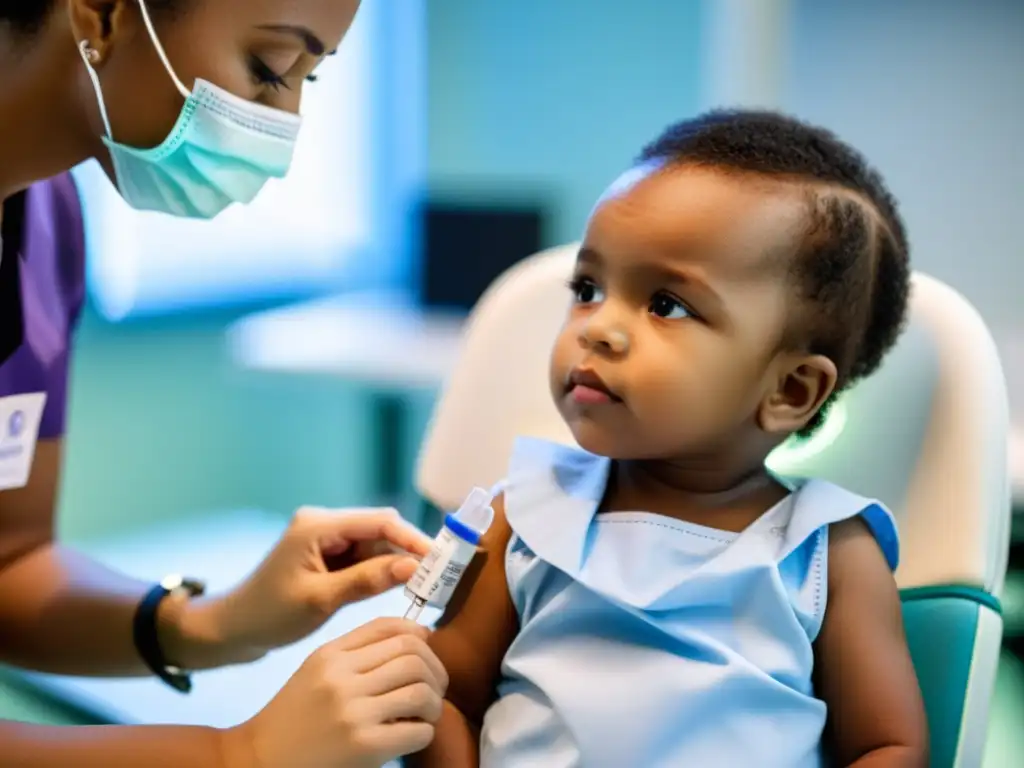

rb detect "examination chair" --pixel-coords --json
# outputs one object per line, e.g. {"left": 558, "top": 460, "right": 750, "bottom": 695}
{"left": 415, "top": 243, "right": 1012, "bottom": 768}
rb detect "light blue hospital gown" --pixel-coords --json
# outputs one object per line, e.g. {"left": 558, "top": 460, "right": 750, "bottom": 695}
{"left": 479, "top": 437, "right": 899, "bottom": 768}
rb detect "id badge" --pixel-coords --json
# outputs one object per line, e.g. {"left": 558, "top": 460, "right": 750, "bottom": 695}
{"left": 0, "top": 392, "right": 47, "bottom": 491}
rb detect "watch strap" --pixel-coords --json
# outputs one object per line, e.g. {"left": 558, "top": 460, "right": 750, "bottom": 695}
{"left": 132, "top": 574, "right": 205, "bottom": 693}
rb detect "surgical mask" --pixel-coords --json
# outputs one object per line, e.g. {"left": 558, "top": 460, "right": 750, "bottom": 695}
{"left": 77, "top": 0, "right": 302, "bottom": 219}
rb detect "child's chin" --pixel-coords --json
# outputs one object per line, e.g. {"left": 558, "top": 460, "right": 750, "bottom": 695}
{"left": 570, "top": 424, "right": 632, "bottom": 459}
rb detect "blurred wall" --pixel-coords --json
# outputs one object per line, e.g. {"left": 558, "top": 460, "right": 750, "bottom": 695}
{"left": 784, "top": 0, "right": 1024, "bottom": 341}
{"left": 59, "top": 311, "right": 383, "bottom": 540}
{"left": 427, "top": 0, "right": 705, "bottom": 245}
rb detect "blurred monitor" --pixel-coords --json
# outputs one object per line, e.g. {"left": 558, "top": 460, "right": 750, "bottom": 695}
{"left": 420, "top": 200, "right": 548, "bottom": 312}
{"left": 73, "top": 1, "right": 425, "bottom": 321}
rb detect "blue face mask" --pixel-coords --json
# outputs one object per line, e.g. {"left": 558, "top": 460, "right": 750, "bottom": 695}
{"left": 77, "top": 0, "right": 302, "bottom": 219}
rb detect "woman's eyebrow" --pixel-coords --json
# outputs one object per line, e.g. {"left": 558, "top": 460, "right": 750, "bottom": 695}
{"left": 256, "top": 24, "right": 327, "bottom": 57}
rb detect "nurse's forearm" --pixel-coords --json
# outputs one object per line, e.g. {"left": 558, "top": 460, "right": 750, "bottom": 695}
{"left": 0, "top": 720, "right": 251, "bottom": 768}
{"left": 0, "top": 542, "right": 239, "bottom": 676}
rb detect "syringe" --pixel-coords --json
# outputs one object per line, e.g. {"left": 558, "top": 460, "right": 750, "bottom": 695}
{"left": 403, "top": 481, "right": 506, "bottom": 622}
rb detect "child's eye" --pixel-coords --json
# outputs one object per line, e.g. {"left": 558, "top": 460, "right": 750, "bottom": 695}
{"left": 649, "top": 291, "right": 691, "bottom": 320}
{"left": 568, "top": 277, "right": 605, "bottom": 306}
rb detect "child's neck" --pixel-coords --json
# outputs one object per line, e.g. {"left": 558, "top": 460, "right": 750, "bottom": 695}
{"left": 605, "top": 457, "right": 788, "bottom": 533}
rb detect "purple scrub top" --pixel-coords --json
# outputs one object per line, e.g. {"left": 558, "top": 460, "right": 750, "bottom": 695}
{"left": 0, "top": 173, "right": 87, "bottom": 440}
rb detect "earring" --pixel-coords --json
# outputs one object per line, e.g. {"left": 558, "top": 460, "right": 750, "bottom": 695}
{"left": 79, "top": 40, "right": 101, "bottom": 64}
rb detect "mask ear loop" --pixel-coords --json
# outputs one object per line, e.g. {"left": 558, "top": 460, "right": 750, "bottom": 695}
{"left": 77, "top": 40, "right": 115, "bottom": 140}
{"left": 136, "top": 0, "right": 191, "bottom": 99}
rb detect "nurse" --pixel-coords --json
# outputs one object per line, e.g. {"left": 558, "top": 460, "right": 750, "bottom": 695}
{"left": 0, "top": 2, "right": 447, "bottom": 766}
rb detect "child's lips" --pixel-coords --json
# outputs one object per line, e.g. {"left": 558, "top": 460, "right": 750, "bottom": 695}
{"left": 567, "top": 368, "right": 623, "bottom": 405}
{"left": 569, "top": 384, "right": 616, "bottom": 405}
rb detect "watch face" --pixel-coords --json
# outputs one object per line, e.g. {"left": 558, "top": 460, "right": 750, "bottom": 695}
{"left": 158, "top": 574, "right": 205, "bottom": 595}
{"left": 160, "top": 574, "right": 184, "bottom": 591}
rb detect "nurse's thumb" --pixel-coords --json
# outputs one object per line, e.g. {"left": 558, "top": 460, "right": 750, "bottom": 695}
{"left": 328, "top": 554, "right": 420, "bottom": 609}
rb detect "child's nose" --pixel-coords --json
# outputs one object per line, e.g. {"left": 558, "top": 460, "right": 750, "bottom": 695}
{"left": 579, "top": 316, "right": 630, "bottom": 355}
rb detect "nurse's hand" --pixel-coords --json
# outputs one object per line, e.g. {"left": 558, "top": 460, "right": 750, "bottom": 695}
{"left": 224, "top": 617, "right": 448, "bottom": 768}
{"left": 165, "top": 508, "right": 432, "bottom": 668}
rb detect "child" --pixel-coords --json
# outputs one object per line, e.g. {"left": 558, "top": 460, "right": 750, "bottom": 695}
{"left": 409, "top": 110, "right": 928, "bottom": 767}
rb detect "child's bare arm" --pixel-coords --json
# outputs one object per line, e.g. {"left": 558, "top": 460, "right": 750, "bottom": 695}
{"left": 815, "top": 517, "right": 929, "bottom": 767}
{"left": 406, "top": 494, "right": 518, "bottom": 767}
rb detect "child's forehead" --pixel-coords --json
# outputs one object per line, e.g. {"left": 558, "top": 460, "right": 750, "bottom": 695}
{"left": 587, "top": 162, "right": 808, "bottom": 277}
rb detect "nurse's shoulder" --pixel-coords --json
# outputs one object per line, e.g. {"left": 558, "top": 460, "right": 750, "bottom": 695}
{"left": 0, "top": 172, "right": 87, "bottom": 460}
{"left": 27, "top": 173, "right": 87, "bottom": 314}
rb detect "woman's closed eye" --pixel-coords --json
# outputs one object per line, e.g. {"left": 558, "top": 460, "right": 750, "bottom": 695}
{"left": 568, "top": 276, "right": 605, "bottom": 306}
{"left": 249, "top": 56, "right": 320, "bottom": 89}
{"left": 649, "top": 291, "right": 693, "bottom": 320}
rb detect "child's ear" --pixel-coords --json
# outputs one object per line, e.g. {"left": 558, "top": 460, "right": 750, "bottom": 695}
{"left": 758, "top": 354, "right": 838, "bottom": 435}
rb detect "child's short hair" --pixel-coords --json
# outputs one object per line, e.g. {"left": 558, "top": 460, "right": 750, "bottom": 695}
{"left": 638, "top": 110, "right": 911, "bottom": 435}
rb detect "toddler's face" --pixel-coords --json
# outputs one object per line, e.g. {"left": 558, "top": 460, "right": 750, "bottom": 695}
{"left": 549, "top": 162, "right": 825, "bottom": 460}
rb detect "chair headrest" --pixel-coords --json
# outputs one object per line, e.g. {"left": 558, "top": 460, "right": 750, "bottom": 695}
{"left": 417, "top": 246, "right": 1011, "bottom": 595}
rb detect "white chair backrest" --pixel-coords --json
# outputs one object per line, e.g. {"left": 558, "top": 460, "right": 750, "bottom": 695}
{"left": 416, "top": 244, "right": 1011, "bottom": 595}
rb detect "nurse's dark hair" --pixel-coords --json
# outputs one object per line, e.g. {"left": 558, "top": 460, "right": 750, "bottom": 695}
{"left": 638, "top": 109, "right": 910, "bottom": 437}
{"left": 0, "top": 0, "right": 182, "bottom": 36}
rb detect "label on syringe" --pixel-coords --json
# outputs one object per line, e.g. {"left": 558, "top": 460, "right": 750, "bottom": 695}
{"left": 404, "top": 525, "right": 478, "bottom": 609}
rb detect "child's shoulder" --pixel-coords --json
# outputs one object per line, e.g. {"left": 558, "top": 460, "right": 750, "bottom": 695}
{"left": 784, "top": 477, "right": 900, "bottom": 572}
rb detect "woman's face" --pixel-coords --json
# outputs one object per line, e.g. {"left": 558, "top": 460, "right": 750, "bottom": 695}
{"left": 72, "top": 0, "right": 361, "bottom": 151}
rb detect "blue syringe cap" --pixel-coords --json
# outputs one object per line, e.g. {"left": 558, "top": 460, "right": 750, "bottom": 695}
{"left": 443, "top": 486, "right": 496, "bottom": 545}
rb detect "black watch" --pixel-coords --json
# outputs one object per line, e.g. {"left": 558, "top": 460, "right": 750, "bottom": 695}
{"left": 132, "top": 574, "right": 206, "bottom": 693}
